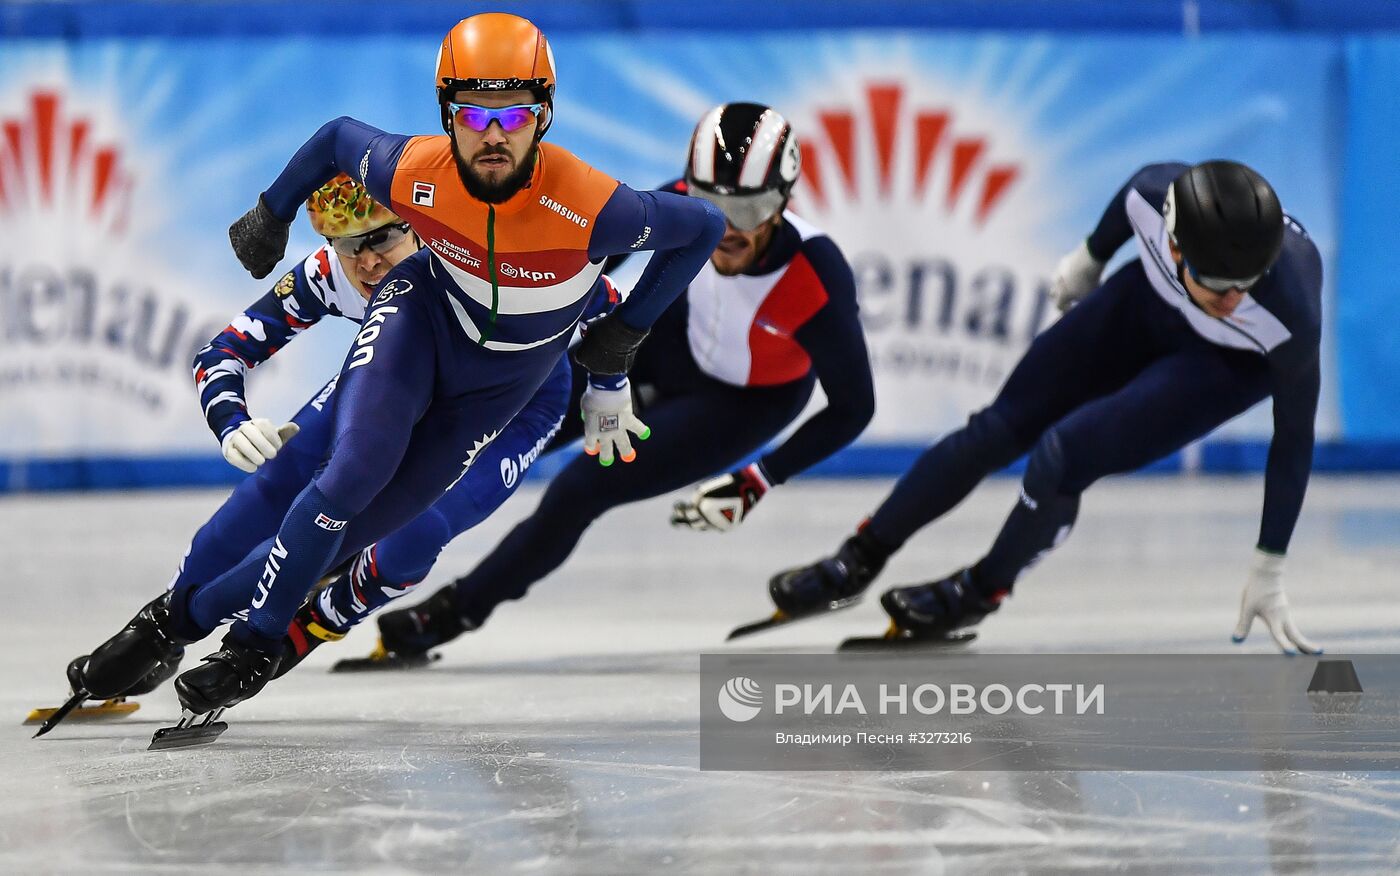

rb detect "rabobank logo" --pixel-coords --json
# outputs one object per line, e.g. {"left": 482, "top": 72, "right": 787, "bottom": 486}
{"left": 718, "top": 676, "right": 764, "bottom": 722}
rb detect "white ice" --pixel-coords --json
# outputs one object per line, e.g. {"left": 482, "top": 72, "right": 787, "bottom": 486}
{"left": 2, "top": 475, "right": 1398, "bottom": 874}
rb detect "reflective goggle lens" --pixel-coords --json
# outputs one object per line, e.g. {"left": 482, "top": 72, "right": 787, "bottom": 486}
{"left": 448, "top": 102, "right": 543, "bottom": 133}
{"left": 1186, "top": 260, "right": 1261, "bottom": 294}
{"left": 329, "top": 222, "right": 412, "bottom": 257}
{"left": 689, "top": 187, "right": 785, "bottom": 232}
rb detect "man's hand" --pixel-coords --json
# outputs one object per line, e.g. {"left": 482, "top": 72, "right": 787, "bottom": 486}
{"left": 1050, "top": 240, "right": 1106, "bottom": 313}
{"left": 671, "top": 464, "right": 770, "bottom": 532}
{"left": 572, "top": 312, "right": 648, "bottom": 375}
{"left": 580, "top": 381, "right": 649, "bottom": 466}
{"left": 229, "top": 197, "right": 291, "bottom": 279}
{"left": 222, "top": 419, "right": 300, "bottom": 473}
{"left": 1232, "top": 549, "right": 1322, "bottom": 655}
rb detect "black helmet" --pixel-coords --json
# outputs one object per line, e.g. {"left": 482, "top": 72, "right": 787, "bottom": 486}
{"left": 685, "top": 102, "right": 801, "bottom": 231}
{"left": 1166, "top": 160, "right": 1283, "bottom": 289}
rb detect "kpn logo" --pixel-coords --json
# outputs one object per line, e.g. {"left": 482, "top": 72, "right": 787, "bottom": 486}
{"left": 717, "top": 676, "right": 764, "bottom": 723}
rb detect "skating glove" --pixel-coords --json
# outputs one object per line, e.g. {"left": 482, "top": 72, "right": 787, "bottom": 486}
{"left": 1050, "top": 240, "right": 1106, "bottom": 313}
{"left": 1231, "top": 548, "right": 1322, "bottom": 655}
{"left": 229, "top": 196, "right": 291, "bottom": 280}
{"left": 671, "top": 464, "right": 770, "bottom": 532}
{"left": 580, "top": 379, "right": 649, "bottom": 466}
{"left": 572, "top": 312, "right": 649, "bottom": 375}
{"left": 221, "top": 418, "right": 300, "bottom": 473}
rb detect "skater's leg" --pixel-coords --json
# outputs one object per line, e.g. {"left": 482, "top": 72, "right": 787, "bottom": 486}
{"left": 972, "top": 344, "right": 1272, "bottom": 592}
{"left": 315, "top": 359, "right": 571, "bottom": 631}
{"left": 866, "top": 261, "right": 1157, "bottom": 549}
{"left": 445, "top": 381, "right": 813, "bottom": 628}
{"left": 167, "top": 376, "right": 338, "bottom": 625}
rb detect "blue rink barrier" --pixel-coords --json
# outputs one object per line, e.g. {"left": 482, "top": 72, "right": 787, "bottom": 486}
{"left": 7, "top": 0, "right": 1400, "bottom": 37}
{"left": 5, "top": 441, "right": 1399, "bottom": 493}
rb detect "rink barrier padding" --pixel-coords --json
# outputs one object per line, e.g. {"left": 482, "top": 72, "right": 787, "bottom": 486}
{"left": 4, "top": 440, "right": 1399, "bottom": 493}
{"left": 7, "top": 1, "right": 1400, "bottom": 37}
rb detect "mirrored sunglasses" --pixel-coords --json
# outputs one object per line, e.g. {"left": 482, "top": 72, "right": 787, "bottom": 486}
{"left": 328, "top": 222, "right": 413, "bottom": 258}
{"left": 447, "top": 102, "right": 544, "bottom": 133}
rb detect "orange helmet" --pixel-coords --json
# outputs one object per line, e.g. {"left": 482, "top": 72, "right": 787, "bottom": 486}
{"left": 435, "top": 13, "right": 556, "bottom": 136}
{"left": 305, "top": 173, "right": 399, "bottom": 238}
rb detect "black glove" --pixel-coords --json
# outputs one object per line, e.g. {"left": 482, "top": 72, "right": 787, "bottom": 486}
{"left": 228, "top": 196, "right": 291, "bottom": 279}
{"left": 571, "top": 312, "right": 649, "bottom": 375}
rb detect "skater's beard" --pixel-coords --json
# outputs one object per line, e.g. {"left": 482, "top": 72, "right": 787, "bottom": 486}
{"left": 453, "top": 139, "right": 539, "bottom": 205}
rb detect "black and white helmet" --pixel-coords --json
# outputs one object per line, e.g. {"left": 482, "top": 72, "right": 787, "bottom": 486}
{"left": 685, "top": 102, "right": 801, "bottom": 231}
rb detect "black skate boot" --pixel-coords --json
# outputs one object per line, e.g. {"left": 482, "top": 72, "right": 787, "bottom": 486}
{"left": 175, "top": 631, "right": 281, "bottom": 715}
{"left": 728, "top": 529, "right": 891, "bottom": 640}
{"left": 273, "top": 598, "right": 346, "bottom": 680}
{"left": 332, "top": 585, "right": 466, "bottom": 672}
{"left": 31, "top": 593, "right": 192, "bottom": 737}
{"left": 82, "top": 592, "right": 191, "bottom": 699}
{"left": 151, "top": 631, "right": 281, "bottom": 750}
{"left": 880, "top": 568, "right": 1005, "bottom": 640}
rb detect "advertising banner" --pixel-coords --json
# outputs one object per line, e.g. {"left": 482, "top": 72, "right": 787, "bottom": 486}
{"left": 0, "top": 34, "right": 1347, "bottom": 474}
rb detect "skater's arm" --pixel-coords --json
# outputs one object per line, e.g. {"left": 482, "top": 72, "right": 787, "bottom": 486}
{"left": 194, "top": 255, "right": 333, "bottom": 441}
{"left": 600, "top": 178, "right": 686, "bottom": 275}
{"left": 760, "top": 237, "right": 875, "bottom": 484}
{"left": 1085, "top": 162, "right": 1189, "bottom": 262}
{"left": 260, "top": 118, "right": 412, "bottom": 221}
{"left": 1259, "top": 344, "right": 1320, "bottom": 556}
{"left": 588, "top": 185, "right": 725, "bottom": 330}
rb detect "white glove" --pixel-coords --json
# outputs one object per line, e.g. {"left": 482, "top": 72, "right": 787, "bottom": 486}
{"left": 1051, "top": 240, "right": 1106, "bottom": 313}
{"left": 671, "top": 463, "right": 771, "bottom": 532}
{"left": 221, "top": 418, "right": 300, "bottom": 473}
{"left": 1231, "top": 549, "right": 1322, "bottom": 655}
{"left": 580, "top": 380, "right": 649, "bottom": 467}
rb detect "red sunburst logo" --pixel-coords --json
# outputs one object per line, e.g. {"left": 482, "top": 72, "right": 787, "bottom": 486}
{"left": 795, "top": 83, "right": 1019, "bottom": 226}
{"left": 0, "top": 90, "right": 134, "bottom": 236}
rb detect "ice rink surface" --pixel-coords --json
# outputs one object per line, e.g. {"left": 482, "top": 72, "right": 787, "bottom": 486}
{"left": 2, "top": 475, "right": 1398, "bottom": 874}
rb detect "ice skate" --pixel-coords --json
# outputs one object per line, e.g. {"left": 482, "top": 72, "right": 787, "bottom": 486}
{"left": 837, "top": 568, "right": 1000, "bottom": 652}
{"left": 273, "top": 598, "right": 346, "bottom": 679}
{"left": 331, "top": 587, "right": 460, "bottom": 672}
{"left": 30, "top": 594, "right": 189, "bottom": 738}
{"left": 729, "top": 531, "right": 887, "bottom": 640}
{"left": 152, "top": 632, "right": 280, "bottom": 749}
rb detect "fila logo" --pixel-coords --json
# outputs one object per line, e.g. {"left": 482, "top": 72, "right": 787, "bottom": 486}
{"left": 412, "top": 181, "right": 435, "bottom": 207}
{"left": 315, "top": 513, "right": 347, "bottom": 531}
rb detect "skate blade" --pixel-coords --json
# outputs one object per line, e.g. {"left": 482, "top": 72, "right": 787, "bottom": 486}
{"left": 24, "top": 698, "right": 139, "bottom": 726}
{"left": 330, "top": 641, "right": 440, "bottom": 673}
{"left": 838, "top": 623, "right": 978, "bottom": 652}
{"left": 149, "top": 709, "right": 228, "bottom": 750}
{"left": 726, "top": 596, "right": 862, "bottom": 641}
